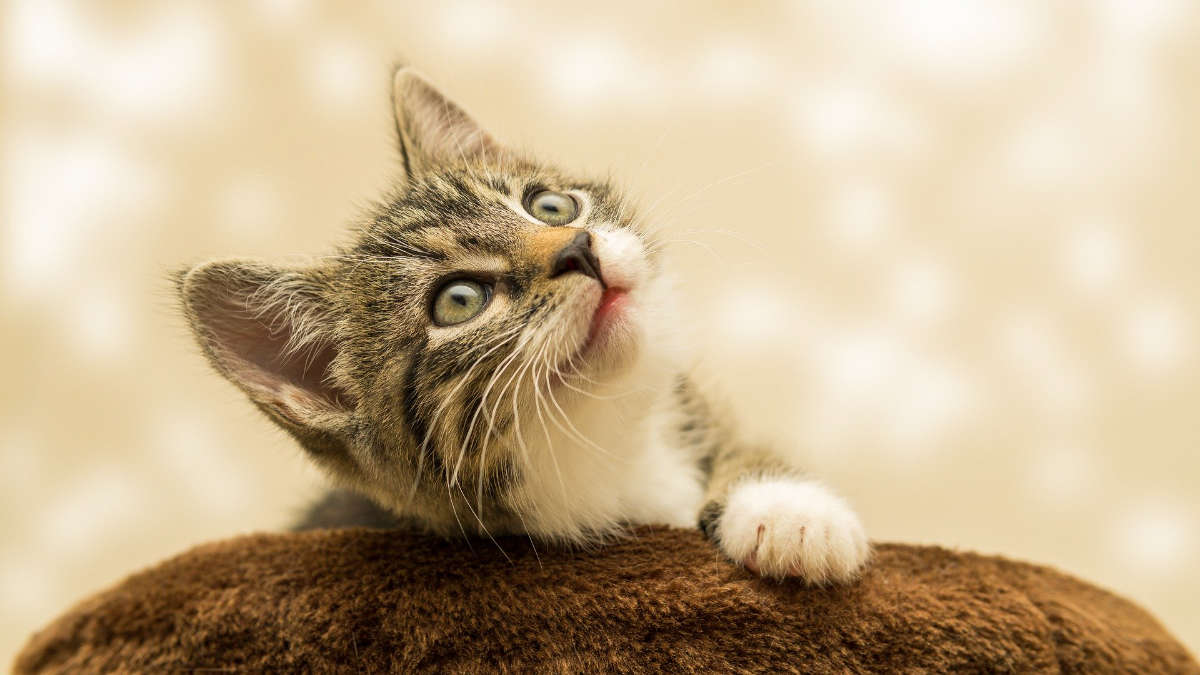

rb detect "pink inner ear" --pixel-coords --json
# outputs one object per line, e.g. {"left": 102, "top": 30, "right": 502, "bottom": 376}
{"left": 396, "top": 70, "right": 497, "bottom": 166}
{"left": 201, "top": 287, "right": 352, "bottom": 414}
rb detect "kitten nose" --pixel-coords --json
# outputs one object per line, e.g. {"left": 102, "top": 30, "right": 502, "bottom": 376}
{"left": 549, "top": 231, "right": 604, "bottom": 286}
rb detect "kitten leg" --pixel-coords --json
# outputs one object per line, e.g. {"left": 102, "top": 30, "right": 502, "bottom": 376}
{"left": 698, "top": 445, "right": 870, "bottom": 583}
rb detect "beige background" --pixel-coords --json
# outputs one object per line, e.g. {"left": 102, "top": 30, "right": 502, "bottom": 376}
{"left": 3, "top": 0, "right": 1199, "bottom": 664}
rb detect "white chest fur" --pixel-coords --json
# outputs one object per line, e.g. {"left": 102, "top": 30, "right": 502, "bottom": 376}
{"left": 514, "top": 368, "right": 704, "bottom": 542}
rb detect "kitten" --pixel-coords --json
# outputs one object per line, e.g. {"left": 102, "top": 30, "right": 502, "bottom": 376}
{"left": 177, "top": 67, "right": 870, "bottom": 583}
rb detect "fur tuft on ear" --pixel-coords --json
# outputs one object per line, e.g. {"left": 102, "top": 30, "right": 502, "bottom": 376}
{"left": 391, "top": 66, "right": 500, "bottom": 177}
{"left": 176, "top": 261, "right": 354, "bottom": 440}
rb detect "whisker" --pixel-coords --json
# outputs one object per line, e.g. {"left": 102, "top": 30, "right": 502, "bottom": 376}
{"left": 540, "top": 324, "right": 624, "bottom": 462}
{"left": 425, "top": 326, "right": 522, "bottom": 472}
{"left": 644, "top": 237, "right": 728, "bottom": 265}
{"left": 512, "top": 508, "right": 543, "bottom": 571}
{"left": 452, "top": 327, "right": 535, "bottom": 488}
{"left": 405, "top": 325, "right": 523, "bottom": 510}
{"left": 455, "top": 483, "right": 511, "bottom": 564}
{"left": 640, "top": 159, "right": 779, "bottom": 233}
{"left": 465, "top": 315, "right": 552, "bottom": 504}
{"left": 466, "top": 330, "right": 539, "bottom": 507}
{"left": 527, "top": 337, "right": 570, "bottom": 507}
{"left": 445, "top": 481, "right": 474, "bottom": 549}
{"left": 544, "top": 383, "right": 623, "bottom": 462}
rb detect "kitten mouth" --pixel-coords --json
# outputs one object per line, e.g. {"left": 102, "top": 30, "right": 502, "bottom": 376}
{"left": 587, "top": 287, "right": 629, "bottom": 346}
{"left": 549, "top": 285, "right": 634, "bottom": 390}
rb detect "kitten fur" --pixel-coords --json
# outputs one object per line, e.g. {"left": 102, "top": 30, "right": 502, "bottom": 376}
{"left": 177, "top": 67, "right": 870, "bottom": 583}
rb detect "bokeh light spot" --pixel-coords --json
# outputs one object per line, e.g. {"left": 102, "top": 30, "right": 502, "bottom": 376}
{"left": 1113, "top": 501, "right": 1196, "bottom": 573}
{"left": 1064, "top": 226, "right": 1125, "bottom": 296}
{"left": 1124, "top": 299, "right": 1191, "bottom": 375}
{"left": 828, "top": 182, "right": 891, "bottom": 248}
{"left": 308, "top": 35, "right": 374, "bottom": 110}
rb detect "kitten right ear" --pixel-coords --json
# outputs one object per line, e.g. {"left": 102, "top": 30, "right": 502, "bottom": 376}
{"left": 176, "top": 261, "right": 355, "bottom": 460}
{"left": 391, "top": 66, "right": 500, "bottom": 178}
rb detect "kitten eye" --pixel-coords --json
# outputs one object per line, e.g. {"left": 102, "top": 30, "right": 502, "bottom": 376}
{"left": 524, "top": 190, "right": 579, "bottom": 225}
{"left": 431, "top": 279, "right": 491, "bottom": 326}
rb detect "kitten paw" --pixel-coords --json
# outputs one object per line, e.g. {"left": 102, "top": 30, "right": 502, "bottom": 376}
{"left": 715, "top": 478, "right": 870, "bottom": 583}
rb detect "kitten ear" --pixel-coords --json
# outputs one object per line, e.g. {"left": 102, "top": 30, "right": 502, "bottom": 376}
{"left": 392, "top": 66, "right": 500, "bottom": 176}
{"left": 176, "top": 261, "right": 354, "bottom": 445}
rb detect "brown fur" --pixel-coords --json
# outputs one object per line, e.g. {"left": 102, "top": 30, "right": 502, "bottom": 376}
{"left": 15, "top": 528, "right": 1196, "bottom": 673}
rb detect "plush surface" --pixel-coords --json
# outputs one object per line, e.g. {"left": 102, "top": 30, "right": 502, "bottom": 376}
{"left": 15, "top": 527, "right": 1198, "bottom": 673}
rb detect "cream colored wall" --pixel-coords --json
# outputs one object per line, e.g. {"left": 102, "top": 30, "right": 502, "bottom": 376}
{"left": 2, "top": 1, "right": 1198, "bottom": 664}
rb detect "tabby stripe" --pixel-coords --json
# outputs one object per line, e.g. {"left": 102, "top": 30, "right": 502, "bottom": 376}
{"left": 401, "top": 342, "right": 447, "bottom": 480}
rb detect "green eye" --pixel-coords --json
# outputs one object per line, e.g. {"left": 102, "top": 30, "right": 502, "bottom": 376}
{"left": 432, "top": 279, "right": 491, "bottom": 326}
{"left": 525, "top": 190, "right": 579, "bottom": 225}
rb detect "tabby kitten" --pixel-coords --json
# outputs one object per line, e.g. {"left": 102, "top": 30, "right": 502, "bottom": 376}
{"left": 177, "top": 68, "right": 869, "bottom": 583}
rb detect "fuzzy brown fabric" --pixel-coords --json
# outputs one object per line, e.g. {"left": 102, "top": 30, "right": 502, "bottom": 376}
{"left": 15, "top": 527, "right": 1197, "bottom": 673}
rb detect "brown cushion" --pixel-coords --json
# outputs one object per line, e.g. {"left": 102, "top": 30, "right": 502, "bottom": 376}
{"left": 14, "top": 527, "right": 1198, "bottom": 673}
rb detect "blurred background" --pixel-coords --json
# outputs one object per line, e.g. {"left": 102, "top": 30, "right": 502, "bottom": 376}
{"left": 3, "top": 0, "right": 1199, "bottom": 663}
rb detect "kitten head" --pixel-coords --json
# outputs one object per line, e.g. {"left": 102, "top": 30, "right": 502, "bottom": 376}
{"left": 178, "top": 68, "right": 671, "bottom": 532}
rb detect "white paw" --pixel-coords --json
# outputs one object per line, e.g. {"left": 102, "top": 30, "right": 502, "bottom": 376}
{"left": 715, "top": 478, "right": 870, "bottom": 583}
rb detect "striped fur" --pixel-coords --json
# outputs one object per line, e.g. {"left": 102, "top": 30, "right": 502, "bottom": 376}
{"left": 177, "top": 67, "right": 870, "bottom": 583}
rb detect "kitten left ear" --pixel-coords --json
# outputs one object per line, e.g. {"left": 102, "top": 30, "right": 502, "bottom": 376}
{"left": 391, "top": 66, "right": 500, "bottom": 177}
{"left": 176, "top": 261, "right": 356, "bottom": 459}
